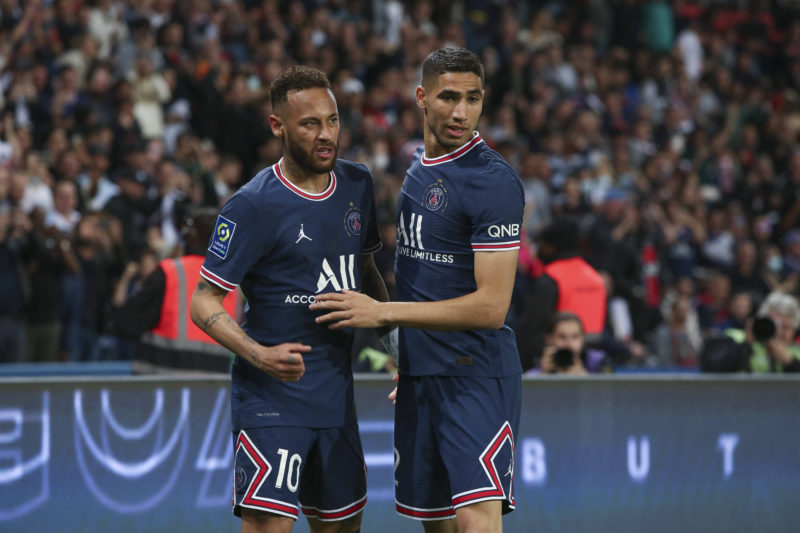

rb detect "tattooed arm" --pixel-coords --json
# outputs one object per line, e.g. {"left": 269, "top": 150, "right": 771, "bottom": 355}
{"left": 190, "top": 279, "right": 309, "bottom": 381}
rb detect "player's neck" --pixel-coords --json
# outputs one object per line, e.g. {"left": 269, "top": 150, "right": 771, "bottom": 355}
{"left": 279, "top": 158, "right": 331, "bottom": 194}
{"left": 423, "top": 130, "right": 476, "bottom": 160}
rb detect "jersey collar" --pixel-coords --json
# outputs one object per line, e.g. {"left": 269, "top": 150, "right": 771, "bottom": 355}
{"left": 420, "top": 131, "right": 483, "bottom": 166}
{"left": 273, "top": 160, "right": 337, "bottom": 201}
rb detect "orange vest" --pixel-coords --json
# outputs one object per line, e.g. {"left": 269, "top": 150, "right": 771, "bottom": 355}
{"left": 144, "top": 255, "right": 238, "bottom": 355}
{"left": 543, "top": 257, "right": 607, "bottom": 334}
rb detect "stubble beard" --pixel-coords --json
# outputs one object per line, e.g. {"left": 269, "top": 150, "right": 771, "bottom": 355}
{"left": 425, "top": 109, "right": 471, "bottom": 153}
{"left": 285, "top": 134, "right": 338, "bottom": 174}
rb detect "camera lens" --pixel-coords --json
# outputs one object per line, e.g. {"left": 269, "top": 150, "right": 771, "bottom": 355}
{"left": 553, "top": 348, "right": 575, "bottom": 369}
{"left": 752, "top": 316, "right": 776, "bottom": 343}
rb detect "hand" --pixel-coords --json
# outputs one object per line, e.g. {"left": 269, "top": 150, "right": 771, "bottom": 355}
{"left": 121, "top": 261, "right": 139, "bottom": 280}
{"left": 539, "top": 345, "right": 557, "bottom": 374}
{"left": 744, "top": 318, "right": 755, "bottom": 345}
{"left": 310, "top": 289, "right": 386, "bottom": 329}
{"left": 764, "top": 338, "right": 794, "bottom": 366}
{"left": 249, "top": 342, "right": 310, "bottom": 382}
{"left": 387, "top": 372, "right": 399, "bottom": 406}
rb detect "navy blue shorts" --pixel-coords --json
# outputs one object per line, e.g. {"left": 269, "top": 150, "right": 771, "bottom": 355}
{"left": 394, "top": 374, "right": 521, "bottom": 521}
{"left": 232, "top": 422, "right": 367, "bottom": 522}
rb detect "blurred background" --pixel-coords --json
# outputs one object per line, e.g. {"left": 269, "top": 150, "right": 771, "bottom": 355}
{"left": 3, "top": 1, "right": 800, "bottom": 531}
{"left": 4, "top": 0, "right": 800, "bottom": 375}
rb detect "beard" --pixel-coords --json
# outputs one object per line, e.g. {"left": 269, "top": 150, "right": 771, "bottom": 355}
{"left": 285, "top": 134, "right": 338, "bottom": 174}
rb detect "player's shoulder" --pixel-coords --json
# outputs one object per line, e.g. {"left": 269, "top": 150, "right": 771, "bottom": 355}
{"left": 473, "top": 143, "right": 521, "bottom": 184}
{"left": 234, "top": 164, "right": 279, "bottom": 203}
{"left": 335, "top": 159, "right": 374, "bottom": 185}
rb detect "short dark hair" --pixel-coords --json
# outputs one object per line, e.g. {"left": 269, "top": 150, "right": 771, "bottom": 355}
{"left": 269, "top": 65, "right": 331, "bottom": 109}
{"left": 421, "top": 47, "right": 484, "bottom": 89}
{"left": 537, "top": 217, "right": 579, "bottom": 253}
{"left": 547, "top": 312, "right": 584, "bottom": 335}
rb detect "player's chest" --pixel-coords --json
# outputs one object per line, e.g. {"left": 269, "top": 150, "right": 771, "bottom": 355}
{"left": 397, "top": 177, "right": 469, "bottom": 247}
{"left": 268, "top": 199, "right": 365, "bottom": 257}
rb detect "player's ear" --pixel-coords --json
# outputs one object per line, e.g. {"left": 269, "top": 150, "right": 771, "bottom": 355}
{"left": 268, "top": 114, "right": 284, "bottom": 138}
{"left": 415, "top": 85, "right": 426, "bottom": 110}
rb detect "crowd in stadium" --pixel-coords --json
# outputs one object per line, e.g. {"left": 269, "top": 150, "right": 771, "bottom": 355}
{"left": 2, "top": 0, "right": 800, "bottom": 372}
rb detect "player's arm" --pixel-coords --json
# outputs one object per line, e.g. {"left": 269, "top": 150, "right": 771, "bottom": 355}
{"left": 359, "top": 251, "right": 400, "bottom": 366}
{"left": 190, "top": 279, "right": 308, "bottom": 381}
{"left": 359, "top": 252, "right": 392, "bottom": 331}
{"left": 359, "top": 252, "right": 389, "bottom": 303}
{"left": 311, "top": 249, "right": 518, "bottom": 331}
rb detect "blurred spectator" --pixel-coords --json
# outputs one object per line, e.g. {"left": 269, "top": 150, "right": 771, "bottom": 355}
{"left": 23, "top": 207, "right": 80, "bottom": 362}
{"left": 104, "top": 160, "right": 157, "bottom": 258}
{"left": 697, "top": 270, "right": 732, "bottom": 334}
{"left": 110, "top": 207, "right": 239, "bottom": 372}
{"left": 0, "top": 199, "right": 29, "bottom": 362}
{"left": 728, "top": 239, "right": 770, "bottom": 304}
{"left": 706, "top": 291, "right": 800, "bottom": 373}
{"left": 649, "top": 295, "right": 703, "bottom": 369}
{"left": 515, "top": 218, "right": 607, "bottom": 370}
{"left": 128, "top": 51, "right": 171, "bottom": 140}
{"left": 77, "top": 144, "right": 118, "bottom": 211}
{"left": 538, "top": 312, "right": 588, "bottom": 375}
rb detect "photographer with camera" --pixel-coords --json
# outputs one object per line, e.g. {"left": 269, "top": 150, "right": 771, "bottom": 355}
{"left": 741, "top": 292, "right": 800, "bottom": 372}
{"left": 539, "top": 312, "right": 589, "bottom": 375}
{"left": 705, "top": 291, "right": 800, "bottom": 373}
{"left": 515, "top": 218, "right": 607, "bottom": 370}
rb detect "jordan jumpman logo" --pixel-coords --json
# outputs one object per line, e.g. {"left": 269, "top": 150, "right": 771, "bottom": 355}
{"left": 295, "top": 224, "right": 312, "bottom": 243}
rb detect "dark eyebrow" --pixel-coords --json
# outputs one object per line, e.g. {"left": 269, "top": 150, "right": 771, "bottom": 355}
{"left": 436, "top": 89, "right": 482, "bottom": 98}
{"left": 298, "top": 113, "right": 338, "bottom": 122}
{"left": 436, "top": 89, "right": 461, "bottom": 98}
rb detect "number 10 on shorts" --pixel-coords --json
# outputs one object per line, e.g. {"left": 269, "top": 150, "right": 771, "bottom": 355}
{"left": 275, "top": 448, "right": 302, "bottom": 492}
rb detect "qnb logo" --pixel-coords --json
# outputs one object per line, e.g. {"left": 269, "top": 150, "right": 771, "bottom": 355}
{"left": 397, "top": 212, "right": 423, "bottom": 249}
{"left": 487, "top": 224, "right": 520, "bottom": 238}
{"left": 316, "top": 254, "right": 356, "bottom": 293}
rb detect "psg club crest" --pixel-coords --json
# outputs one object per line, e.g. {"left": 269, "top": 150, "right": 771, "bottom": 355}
{"left": 235, "top": 465, "right": 248, "bottom": 491}
{"left": 344, "top": 203, "right": 363, "bottom": 237}
{"left": 423, "top": 180, "right": 447, "bottom": 212}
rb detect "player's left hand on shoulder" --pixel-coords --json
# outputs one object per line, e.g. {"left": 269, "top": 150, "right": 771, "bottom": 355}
{"left": 309, "top": 289, "right": 383, "bottom": 329}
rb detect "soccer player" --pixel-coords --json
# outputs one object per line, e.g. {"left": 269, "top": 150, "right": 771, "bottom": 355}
{"left": 190, "top": 66, "right": 387, "bottom": 533}
{"left": 311, "top": 48, "right": 524, "bottom": 533}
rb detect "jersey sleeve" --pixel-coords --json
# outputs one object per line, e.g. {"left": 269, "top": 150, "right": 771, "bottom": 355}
{"left": 200, "top": 193, "right": 264, "bottom": 291}
{"left": 464, "top": 161, "right": 524, "bottom": 252}
{"left": 361, "top": 172, "right": 383, "bottom": 254}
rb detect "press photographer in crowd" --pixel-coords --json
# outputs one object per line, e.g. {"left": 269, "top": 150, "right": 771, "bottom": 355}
{"left": 703, "top": 291, "right": 800, "bottom": 373}
{"left": 539, "top": 312, "right": 589, "bottom": 375}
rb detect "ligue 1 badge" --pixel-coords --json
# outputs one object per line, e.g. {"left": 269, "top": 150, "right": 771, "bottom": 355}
{"left": 423, "top": 179, "right": 447, "bottom": 212}
{"left": 209, "top": 215, "right": 236, "bottom": 259}
{"left": 344, "top": 202, "right": 363, "bottom": 237}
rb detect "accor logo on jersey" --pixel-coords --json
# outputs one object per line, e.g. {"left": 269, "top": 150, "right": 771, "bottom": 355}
{"left": 422, "top": 180, "right": 448, "bottom": 212}
{"left": 344, "top": 203, "right": 363, "bottom": 237}
{"left": 284, "top": 254, "right": 358, "bottom": 304}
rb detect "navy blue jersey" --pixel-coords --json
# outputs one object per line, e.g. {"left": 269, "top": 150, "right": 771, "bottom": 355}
{"left": 395, "top": 133, "right": 524, "bottom": 377}
{"left": 201, "top": 160, "right": 381, "bottom": 430}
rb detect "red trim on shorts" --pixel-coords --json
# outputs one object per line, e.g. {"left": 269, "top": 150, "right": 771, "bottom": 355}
{"left": 236, "top": 432, "right": 299, "bottom": 518}
{"left": 302, "top": 495, "right": 367, "bottom": 521}
{"left": 396, "top": 502, "right": 456, "bottom": 520}
{"left": 452, "top": 422, "right": 515, "bottom": 508}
